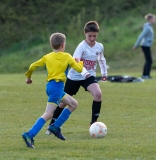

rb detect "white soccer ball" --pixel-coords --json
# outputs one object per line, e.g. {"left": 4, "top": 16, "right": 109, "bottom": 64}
{"left": 89, "top": 122, "right": 107, "bottom": 138}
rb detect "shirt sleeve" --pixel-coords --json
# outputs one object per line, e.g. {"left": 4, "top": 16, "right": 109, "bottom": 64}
{"left": 72, "top": 43, "right": 84, "bottom": 59}
{"left": 25, "top": 57, "right": 45, "bottom": 78}
{"left": 98, "top": 46, "right": 107, "bottom": 76}
{"left": 134, "top": 27, "right": 150, "bottom": 48}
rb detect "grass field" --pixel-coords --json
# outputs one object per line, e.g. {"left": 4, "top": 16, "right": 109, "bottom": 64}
{"left": 0, "top": 71, "right": 156, "bottom": 160}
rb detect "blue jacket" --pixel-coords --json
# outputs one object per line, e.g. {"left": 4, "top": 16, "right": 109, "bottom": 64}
{"left": 134, "top": 22, "right": 154, "bottom": 47}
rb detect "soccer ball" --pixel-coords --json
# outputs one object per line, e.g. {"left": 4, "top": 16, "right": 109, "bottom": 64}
{"left": 89, "top": 122, "right": 107, "bottom": 138}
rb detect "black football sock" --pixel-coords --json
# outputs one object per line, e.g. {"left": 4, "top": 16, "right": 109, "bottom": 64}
{"left": 49, "top": 106, "right": 64, "bottom": 125}
{"left": 91, "top": 101, "right": 102, "bottom": 124}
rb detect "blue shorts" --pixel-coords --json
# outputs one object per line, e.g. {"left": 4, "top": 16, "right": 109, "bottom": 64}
{"left": 46, "top": 80, "right": 66, "bottom": 106}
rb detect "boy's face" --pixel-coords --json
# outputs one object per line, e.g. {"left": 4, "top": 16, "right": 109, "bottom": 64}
{"left": 151, "top": 17, "right": 156, "bottom": 24}
{"left": 84, "top": 32, "right": 98, "bottom": 46}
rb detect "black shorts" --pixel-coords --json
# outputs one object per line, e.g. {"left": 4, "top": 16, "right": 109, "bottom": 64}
{"left": 64, "top": 76, "right": 97, "bottom": 96}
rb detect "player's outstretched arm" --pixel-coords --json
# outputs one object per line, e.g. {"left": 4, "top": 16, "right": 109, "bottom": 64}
{"left": 25, "top": 57, "right": 45, "bottom": 85}
{"left": 69, "top": 55, "right": 83, "bottom": 73}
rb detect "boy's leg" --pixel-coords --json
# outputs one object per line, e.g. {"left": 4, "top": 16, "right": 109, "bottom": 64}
{"left": 22, "top": 103, "right": 56, "bottom": 148}
{"left": 82, "top": 76, "right": 102, "bottom": 125}
{"left": 142, "top": 46, "right": 152, "bottom": 77}
{"left": 48, "top": 94, "right": 78, "bottom": 140}
{"left": 54, "top": 94, "right": 78, "bottom": 127}
{"left": 49, "top": 103, "right": 65, "bottom": 125}
{"left": 87, "top": 82, "right": 102, "bottom": 125}
{"left": 48, "top": 78, "right": 80, "bottom": 126}
{"left": 22, "top": 117, "right": 46, "bottom": 149}
{"left": 46, "top": 103, "right": 65, "bottom": 135}
{"left": 91, "top": 100, "right": 101, "bottom": 124}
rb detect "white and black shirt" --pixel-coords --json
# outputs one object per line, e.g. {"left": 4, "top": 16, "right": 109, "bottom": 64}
{"left": 68, "top": 40, "right": 107, "bottom": 80}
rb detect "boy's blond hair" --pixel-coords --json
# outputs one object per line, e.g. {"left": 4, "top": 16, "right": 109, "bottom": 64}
{"left": 50, "top": 33, "right": 66, "bottom": 50}
{"left": 84, "top": 21, "right": 100, "bottom": 33}
{"left": 145, "top": 13, "right": 155, "bottom": 20}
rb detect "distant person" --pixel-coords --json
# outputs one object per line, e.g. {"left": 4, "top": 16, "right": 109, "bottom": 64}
{"left": 133, "top": 13, "right": 155, "bottom": 79}
{"left": 46, "top": 21, "right": 108, "bottom": 135}
{"left": 22, "top": 32, "right": 84, "bottom": 148}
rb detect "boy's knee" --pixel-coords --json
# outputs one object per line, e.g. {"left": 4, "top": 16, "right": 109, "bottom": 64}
{"left": 94, "top": 91, "right": 102, "bottom": 100}
{"left": 72, "top": 100, "right": 78, "bottom": 109}
{"left": 67, "top": 99, "right": 78, "bottom": 112}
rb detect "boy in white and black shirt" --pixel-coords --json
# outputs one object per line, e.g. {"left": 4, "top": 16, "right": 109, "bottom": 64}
{"left": 68, "top": 40, "right": 107, "bottom": 80}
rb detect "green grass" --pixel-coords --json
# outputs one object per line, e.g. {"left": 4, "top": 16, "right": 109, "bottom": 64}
{"left": 0, "top": 71, "right": 156, "bottom": 160}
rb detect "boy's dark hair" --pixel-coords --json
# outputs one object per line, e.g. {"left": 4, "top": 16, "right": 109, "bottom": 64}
{"left": 84, "top": 21, "right": 100, "bottom": 33}
{"left": 50, "top": 32, "right": 66, "bottom": 50}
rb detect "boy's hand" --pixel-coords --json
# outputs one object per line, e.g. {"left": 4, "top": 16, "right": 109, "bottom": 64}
{"left": 26, "top": 78, "right": 32, "bottom": 84}
{"left": 101, "top": 76, "right": 107, "bottom": 81}
{"left": 75, "top": 58, "right": 80, "bottom": 62}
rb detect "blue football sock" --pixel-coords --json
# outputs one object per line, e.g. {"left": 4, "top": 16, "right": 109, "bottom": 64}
{"left": 27, "top": 117, "right": 46, "bottom": 138}
{"left": 54, "top": 108, "right": 71, "bottom": 128}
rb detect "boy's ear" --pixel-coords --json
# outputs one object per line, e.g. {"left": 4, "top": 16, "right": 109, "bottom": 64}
{"left": 61, "top": 43, "right": 65, "bottom": 48}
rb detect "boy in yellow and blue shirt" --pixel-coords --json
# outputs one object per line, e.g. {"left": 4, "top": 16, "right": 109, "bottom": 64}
{"left": 22, "top": 32, "right": 84, "bottom": 149}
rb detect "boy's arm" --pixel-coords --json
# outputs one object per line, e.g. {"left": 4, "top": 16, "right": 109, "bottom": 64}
{"left": 68, "top": 55, "right": 83, "bottom": 73}
{"left": 25, "top": 58, "right": 45, "bottom": 78}
{"left": 98, "top": 47, "right": 107, "bottom": 81}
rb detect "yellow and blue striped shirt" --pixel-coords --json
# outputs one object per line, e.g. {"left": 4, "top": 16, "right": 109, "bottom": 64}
{"left": 25, "top": 52, "right": 83, "bottom": 82}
